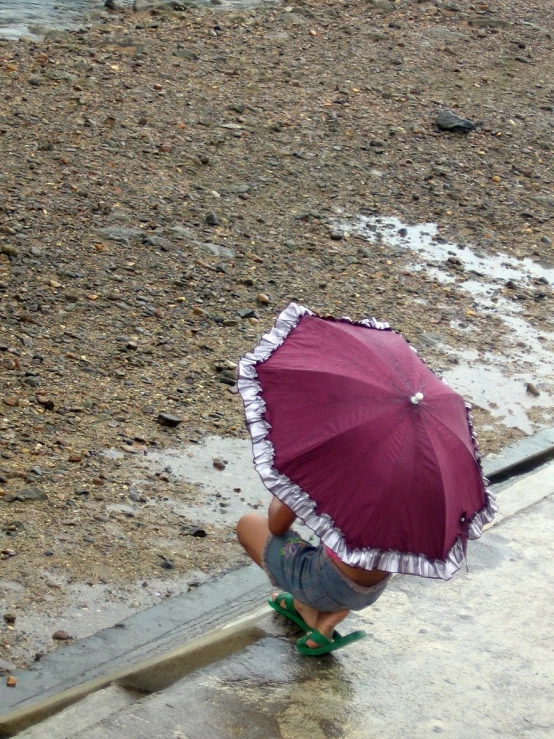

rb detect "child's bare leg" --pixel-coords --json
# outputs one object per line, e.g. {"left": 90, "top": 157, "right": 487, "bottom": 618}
{"left": 236, "top": 512, "right": 270, "bottom": 567}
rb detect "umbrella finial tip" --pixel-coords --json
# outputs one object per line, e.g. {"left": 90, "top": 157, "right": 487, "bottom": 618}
{"left": 410, "top": 392, "right": 424, "bottom": 405}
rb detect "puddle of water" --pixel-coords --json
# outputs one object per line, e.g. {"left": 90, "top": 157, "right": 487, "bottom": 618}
{"left": 336, "top": 214, "right": 554, "bottom": 434}
{"left": 348, "top": 216, "right": 554, "bottom": 286}
{"left": 0, "top": 0, "right": 96, "bottom": 40}
{"left": 140, "top": 437, "right": 315, "bottom": 539}
{"left": 0, "top": 0, "right": 279, "bottom": 40}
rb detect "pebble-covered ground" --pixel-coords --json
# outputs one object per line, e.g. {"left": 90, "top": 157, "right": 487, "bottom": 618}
{"left": 1, "top": 0, "right": 553, "bottom": 668}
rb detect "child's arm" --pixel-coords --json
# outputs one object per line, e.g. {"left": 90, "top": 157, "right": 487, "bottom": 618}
{"left": 268, "top": 496, "right": 296, "bottom": 536}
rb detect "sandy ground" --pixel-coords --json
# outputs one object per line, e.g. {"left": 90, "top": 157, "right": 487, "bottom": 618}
{"left": 1, "top": 0, "right": 553, "bottom": 668}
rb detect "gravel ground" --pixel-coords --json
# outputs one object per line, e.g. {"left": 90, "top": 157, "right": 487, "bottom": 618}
{"left": 1, "top": 0, "right": 553, "bottom": 668}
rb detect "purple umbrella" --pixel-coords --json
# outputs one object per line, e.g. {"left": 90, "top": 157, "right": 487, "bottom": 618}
{"left": 238, "top": 303, "right": 497, "bottom": 579}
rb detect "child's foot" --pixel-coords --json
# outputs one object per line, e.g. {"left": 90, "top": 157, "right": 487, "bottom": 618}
{"left": 307, "top": 609, "right": 350, "bottom": 649}
{"left": 271, "top": 592, "right": 319, "bottom": 632}
{"left": 271, "top": 593, "right": 349, "bottom": 649}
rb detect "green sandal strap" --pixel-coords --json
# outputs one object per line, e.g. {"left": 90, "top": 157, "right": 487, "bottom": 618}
{"left": 268, "top": 593, "right": 310, "bottom": 632}
{"left": 296, "top": 629, "right": 367, "bottom": 656}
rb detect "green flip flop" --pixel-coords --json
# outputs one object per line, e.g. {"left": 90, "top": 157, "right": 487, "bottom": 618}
{"left": 268, "top": 593, "right": 310, "bottom": 632}
{"left": 296, "top": 628, "right": 367, "bottom": 656}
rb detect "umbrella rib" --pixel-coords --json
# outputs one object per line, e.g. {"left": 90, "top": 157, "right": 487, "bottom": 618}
{"left": 420, "top": 413, "right": 449, "bottom": 553}
{"left": 422, "top": 403, "right": 476, "bottom": 457}
{"left": 330, "top": 323, "right": 416, "bottom": 391}
{"left": 363, "top": 414, "right": 412, "bottom": 531}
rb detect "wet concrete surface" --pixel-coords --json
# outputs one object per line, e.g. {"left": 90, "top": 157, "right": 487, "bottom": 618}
{"left": 64, "top": 489, "right": 554, "bottom": 739}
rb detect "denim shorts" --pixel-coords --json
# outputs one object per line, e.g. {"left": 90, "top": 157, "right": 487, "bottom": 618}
{"left": 263, "top": 530, "right": 390, "bottom": 613}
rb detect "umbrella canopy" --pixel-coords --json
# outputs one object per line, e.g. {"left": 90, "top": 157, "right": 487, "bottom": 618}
{"left": 238, "top": 303, "right": 497, "bottom": 580}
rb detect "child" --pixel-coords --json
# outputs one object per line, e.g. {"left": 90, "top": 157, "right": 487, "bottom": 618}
{"left": 237, "top": 495, "right": 391, "bottom": 655}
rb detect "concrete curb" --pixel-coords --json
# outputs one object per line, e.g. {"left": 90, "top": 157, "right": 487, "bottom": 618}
{"left": 0, "top": 566, "right": 269, "bottom": 734}
{"left": 1, "top": 429, "right": 553, "bottom": 735}
{"left": 481, "top": 427, "right": 554, "bottom": 481}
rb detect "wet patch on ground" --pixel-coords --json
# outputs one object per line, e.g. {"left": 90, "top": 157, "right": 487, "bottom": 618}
{"left": 336, "top": 215, "right": 554, "bottom": 435}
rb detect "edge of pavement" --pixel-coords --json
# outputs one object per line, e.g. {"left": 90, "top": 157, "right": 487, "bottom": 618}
{"left": 1, "top": 428, "right": 553, "bottom": 735}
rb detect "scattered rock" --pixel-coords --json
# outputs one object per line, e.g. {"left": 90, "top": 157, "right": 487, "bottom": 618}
{"left": 256, "top": 293, "right": 270, "bottom": 305}
{"left": 367, "top": 0, "right": 394, "bottom": 9}
{"left": 190, "top": 527, "right": 207, "bottom": 538}
{"left": 205, "top": 211, "right": 221, "bottom": 227}
{"left": 526, "top": 382, "right": 540, "bottom": 397}
{"left": 3, "top": 613, "right": 16, "bottom": 624}
{"left": 52, "top": 630, "right": 71, "bottom": 641}
{"left": 157, "top": 413, "right": 183, "bottom": 427}
{"left": 2, "top": 488, "right": 47, "bottom": 504}
{"left": 36, "top": 395, "right": 55, "bottom": 410}
{"left": 212, "top": 457, "right": 226, "bottom": 470}
{"left": 436, "top": 110, "right": 476, "bottom": 133}
{"left": 6, "top": 676, "right": 17, "bottom": 687}
{"left": 238, "top": 308, "right": 259, "bottom": 319}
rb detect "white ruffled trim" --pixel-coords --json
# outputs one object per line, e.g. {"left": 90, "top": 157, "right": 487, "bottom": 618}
{"left": 237, "top": 302, "right": 497, "bottom": 580}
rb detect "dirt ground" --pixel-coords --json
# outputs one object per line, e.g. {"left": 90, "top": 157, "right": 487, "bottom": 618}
{"left": 1, "top": 0, "right": 553, "bottom": 668}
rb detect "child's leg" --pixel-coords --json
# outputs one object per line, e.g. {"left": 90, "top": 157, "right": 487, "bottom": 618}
{"left": 237, "top": 513, "right": 319, "bottom": 629}
{"left": 236, "top": 512, "right": 271, "bottom": 567}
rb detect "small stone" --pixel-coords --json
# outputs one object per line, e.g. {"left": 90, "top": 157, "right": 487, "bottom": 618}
{"left": 52, "top": 629, "right": 71, "bottom": 641}
{"left": 159, "top": 143, "right": 173, "bottom": 153}
{"left": 367, "top": 0, "right": 394, "bottom": 9}
{"left": 2, "top": 487, "right": 47, "bottom": 503}
{"left": 205, "top": 211, "right": 221, "bottom": 227}
{"left": 329, "top": 230, "right": 344, "bottom": 241}
{"left": 436, "top": 110, "right": 476, "bottom": 133}
{"left": 256, "top": 293, "right": 270, "bottom": 305}
{"left": 3, "top": 613, "right": 16, "bottom": 624}
{"left": 540, "top": 235, "right": 552, "bottom": 245}
{"left": 160, "top": 559, "right": 175, "bottom": 570}
{"left": 28, "top": 75, "right": 42, "bottom": 87}
{"left": 213, "top": 457, "right": 226, "bottom": 471}
{"left": 68, "top": 454, "right": 83, "bottom": 463}
{"left": 238, "top": 308, "right": 259, "bottom": 319}
{"left": 36, "top": 395, "right": 55, "bottom": 410}
{"left": 526, "top": 382, "right": 540, "bottom": 397}
{"left": 6, "top": 676, "right": 17, "bottom": 687}
{"left": 94, "top": 514, "right": 109, "bottom": 523}
{"left": 157, "top": 413, "right": 183, "bottom": 428}
{"left": 3, "top": 397, "right": 19, "bottom": 408}
{"left": 0, "top": 245, "right": 18, "bottom": 257}
{"left": 190, "top": 527, "right": 207, "bottom": 537}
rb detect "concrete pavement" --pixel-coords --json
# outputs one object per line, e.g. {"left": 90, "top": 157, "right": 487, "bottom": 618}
{"left": 13, "top": 465, "right": 554, "bottom": 739}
